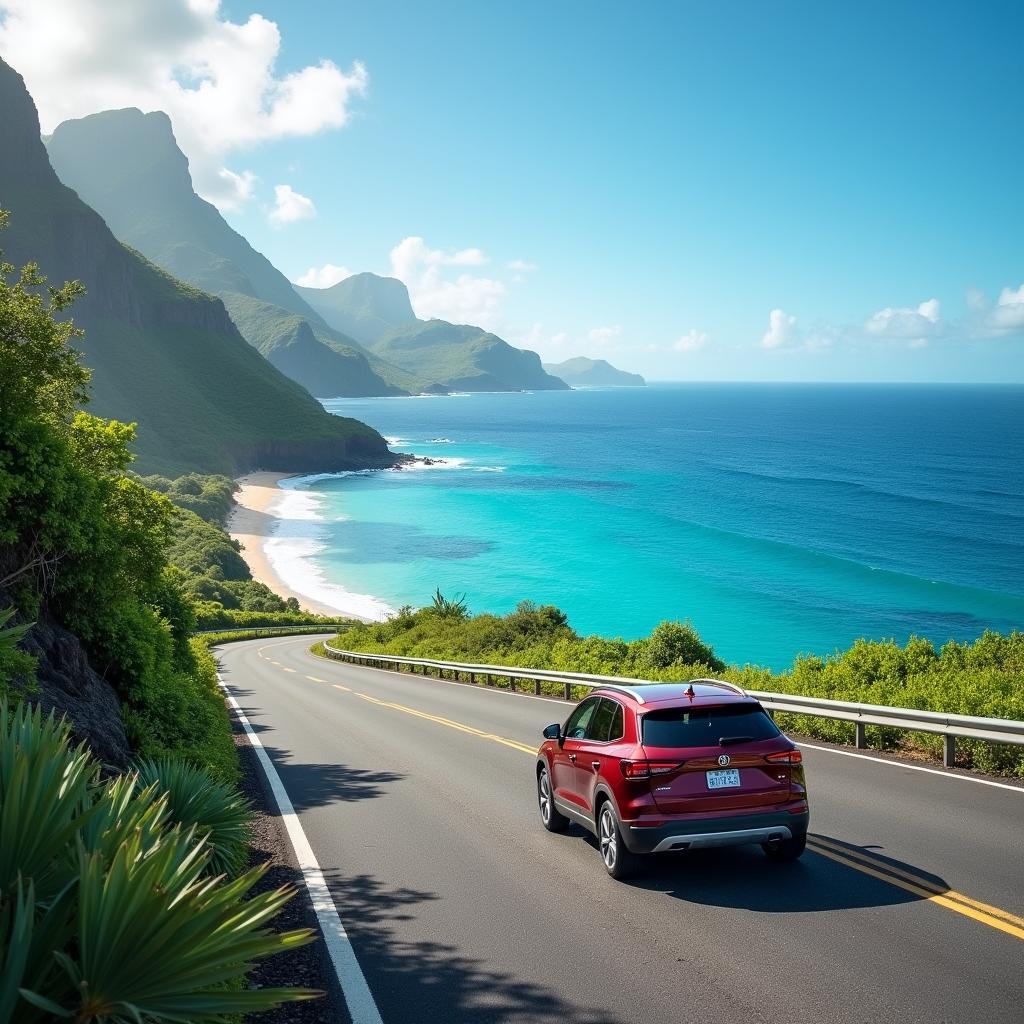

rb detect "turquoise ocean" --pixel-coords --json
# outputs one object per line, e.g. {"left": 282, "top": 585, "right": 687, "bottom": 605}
{"left": 265, "top": 384, "right": 1024, "bottom": 670}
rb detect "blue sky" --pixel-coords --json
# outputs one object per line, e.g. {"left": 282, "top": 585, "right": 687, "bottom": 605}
{"left": 4, "top": 0, "right": 1024, "bottom": 380}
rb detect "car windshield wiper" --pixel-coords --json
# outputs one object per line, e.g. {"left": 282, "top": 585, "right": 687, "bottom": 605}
{"left": 718, "top": 735, "right": 754, "bottom": 746}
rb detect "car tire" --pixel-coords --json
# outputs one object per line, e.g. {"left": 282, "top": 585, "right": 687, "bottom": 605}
{"left": 598, "top": 802, "right": 641, "bottom": 880}
{"left": 538, "top": 768, "right": 568, "bottom": 832}
{"left": 762, "top": 831, "right": 807, "bottom": 862}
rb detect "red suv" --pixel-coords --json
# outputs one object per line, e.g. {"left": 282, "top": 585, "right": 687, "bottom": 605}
{"left": 536, "top": 681, "right": 809, "bottom": 878}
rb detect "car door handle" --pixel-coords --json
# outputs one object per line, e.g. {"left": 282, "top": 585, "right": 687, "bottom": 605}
{"left": 591, "top": 761, "right": 601, "bottom": 771}
{"left": 568, "top": 753, "right": 577, "bottom": 762}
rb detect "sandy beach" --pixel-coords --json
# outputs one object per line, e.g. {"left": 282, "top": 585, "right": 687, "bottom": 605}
{"left": 228, "top": 471, "right": 359, "bottom": 619}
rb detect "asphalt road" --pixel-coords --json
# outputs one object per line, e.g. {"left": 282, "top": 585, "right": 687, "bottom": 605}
{"left": 218, "top": 635, "right": 1024, "bottom": 1024}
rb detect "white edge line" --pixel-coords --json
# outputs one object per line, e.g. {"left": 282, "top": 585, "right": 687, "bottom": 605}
{"left": 259, "top": 637, "right": 1024, "bottom": 796}
{"left": 217, "top": 672, "right": 384, "bottom": 1024}
{"left": 796, "top": 741, "right": 1024, "bottom": 793}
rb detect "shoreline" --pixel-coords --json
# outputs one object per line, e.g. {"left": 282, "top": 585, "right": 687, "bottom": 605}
{"left": 228, "top": 471, "right": 380, "bottom": 621}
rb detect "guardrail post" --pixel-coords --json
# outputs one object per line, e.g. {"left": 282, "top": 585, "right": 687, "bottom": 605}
{"left": 943, "top": 734, "right": 956, "bottom": 768}
{"left": 468, "top": 672, "right": 475, "bottom": 684}
{"left": 563, "top": 682, "right": 571, "bottom": 701}
{"left": 854, "top": 722, "right": 867, "bottom": 749}
{"left": 534, "top": 679, "right": 541, "bottom": 696}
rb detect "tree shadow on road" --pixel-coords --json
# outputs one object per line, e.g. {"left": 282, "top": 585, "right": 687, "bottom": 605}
{"left": 250, "top": 744, "right": 404, "bottom": 811}
{"left": 324, "top": 870, "right": 623, "bottom": 1024}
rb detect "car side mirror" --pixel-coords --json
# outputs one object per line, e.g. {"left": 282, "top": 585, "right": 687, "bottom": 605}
{"left": 543, "top": 723, "right": 561, "bottom": 740}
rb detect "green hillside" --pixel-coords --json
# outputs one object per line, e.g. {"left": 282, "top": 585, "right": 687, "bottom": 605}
{"left": 375, "top": 319, "right": 570, "bottom": 391}
{"left": 300, "top": 272, "right": 569, "bottom": 392}
{"left": 297, "top": 271, "right": 418, "bottom": 345}
{"left": 45, "top": 107, "right": 406, "bottom": 398}
{"left": 0, "top": 58, "right": 393, "bottom": 476}
{"left": 220, "top": 292, "right": 422, "bottom": 397}
{"left": 543, "top": 356, "right": 645, "bottom": 387}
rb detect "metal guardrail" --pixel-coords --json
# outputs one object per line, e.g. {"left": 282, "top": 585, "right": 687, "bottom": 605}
{"left": 197, "top": 623, "right": 350, "bottom": 637}
{"left": 323, "top": 647, "right": 1024, "bottom": 767}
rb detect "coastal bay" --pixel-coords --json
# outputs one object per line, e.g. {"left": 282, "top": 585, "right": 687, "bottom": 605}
{"left": 245, "top": 384, "right": 1024, "bottom": 671}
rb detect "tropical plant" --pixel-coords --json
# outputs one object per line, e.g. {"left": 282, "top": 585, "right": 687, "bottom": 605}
{"left": 0, "top": 699, "right": 317, "bottom": 1022}
{"left": 135, "top": 757, "right": 253, "bottom": 877}
{"left": 430, "top": 588, "right": 469, "bottom": 620}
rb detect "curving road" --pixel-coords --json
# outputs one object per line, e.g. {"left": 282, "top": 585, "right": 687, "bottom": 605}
{"left": 218, "top": 635, "right": 1024, "bottom": 1024}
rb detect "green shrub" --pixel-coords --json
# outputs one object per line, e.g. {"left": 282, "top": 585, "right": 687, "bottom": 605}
{"left": 135, "top": 757, "right": 253, "bottom": 877}
{"left": 329, "top": 599, "right": 1024, "bottom": 777}
{"left": 140, "top": 473, "right": 235, "bottom": 524}
{"left": 0, "top": 700, "right": 317, "bottom": 1021}
{"left": 195, "top": 606, "right": 349, "bottom": 631}
{"left": 0, "top": 607, "right": 34, "bottom": 699}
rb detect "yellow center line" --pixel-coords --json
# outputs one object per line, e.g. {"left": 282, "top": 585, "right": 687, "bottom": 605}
{"left": 352, "top": 691, "right": 536, "bottom": 755}
{"left": 280, "top": 666, "right": 296, "bottom": 673}
{"left": 806, "top": 840, "right": 1024, "bottom": 941}
{"left": 306, "top": 675, "right": 327, "bottom": 683}
{"left": 326, "top": 681, "right": 1023, "bottom": 944}
{"left": 333, "top": 684, "right": 352, "bottom": 692}
{"left": 807, "top": 835, "right": 1024, "bottom": 930}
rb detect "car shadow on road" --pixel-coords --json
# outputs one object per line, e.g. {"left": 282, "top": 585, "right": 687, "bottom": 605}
{"left": 323, "top": 870, "right": 623, "bottom": 1024}
{"left": 579, "top": 830, "right": 946, "bottom": 914}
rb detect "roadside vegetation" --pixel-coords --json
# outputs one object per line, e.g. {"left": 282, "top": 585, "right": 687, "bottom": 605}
{"left": 0, "top": 699, "right": 316, "bottom": 1020}
{"left": 328, "top": 593, "right": 1024, "bottom": 777}
{"left": 0, "top": 214, "right": 321, "bottom": 1017}
{"left": 143, "top": 471, "right": 335, "bottom": 629}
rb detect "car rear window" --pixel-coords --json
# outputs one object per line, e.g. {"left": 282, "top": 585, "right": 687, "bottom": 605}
{"left": 641, "top": 703, "right": 780, "bottom": 748}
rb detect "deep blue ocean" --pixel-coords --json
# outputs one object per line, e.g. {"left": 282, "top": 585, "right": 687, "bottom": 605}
{"left": 279, "top": 384, "right": 1024, "bottom": 670}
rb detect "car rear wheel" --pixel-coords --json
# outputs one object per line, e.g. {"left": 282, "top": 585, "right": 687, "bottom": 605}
{"left": 538, "top": 768, "right": 568, "bottom": 832}
{"left": 598, "top": 802, "right": 640, "bottom": 880}
{"left": 762, "top": 831, "right": 807, "bottom": 862}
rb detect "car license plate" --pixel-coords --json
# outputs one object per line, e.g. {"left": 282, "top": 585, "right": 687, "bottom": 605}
{"left": 706, "top": 768, "right": 741, "bottom": 789}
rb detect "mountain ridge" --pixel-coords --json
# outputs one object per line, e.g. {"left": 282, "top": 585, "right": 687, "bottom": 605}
{"left": 45, "top": 107, "right": 410, "bottom": 398}
{"left": 299, "top": 272, "right": 569, "bottom": 393}
{"left": 543, "top": 356, "right": 645, "bottom": 387}
{"left": 0, "top": 58, "right": 394, "bottom": 476}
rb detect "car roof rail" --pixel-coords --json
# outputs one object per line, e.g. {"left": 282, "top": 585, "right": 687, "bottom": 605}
{"left": 689, "top": 677, "right": 747, "bottom": 696}
{"left": 593, "top": 683, "right": 648, "bottom": 704}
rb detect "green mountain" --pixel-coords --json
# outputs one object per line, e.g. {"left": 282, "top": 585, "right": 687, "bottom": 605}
{"left": 296, "top": 272, "right": 418, "bottom": 345}
{"left": 45, "top": 108, "right": 408, "bottom": 397}
{"left": 299, "top": 273, "right": 569, "bottom": 392}
{"left": 543, "top": 357, "right": 645, "bottom": 387}
{"left": 0, "top": 58, "right": 393, "bottom": 476}
{"left": 217, "top": 291, "right": 418, "bottom": 397}
{"left": 373, "top": 319, "right": 567, "bottom": 392}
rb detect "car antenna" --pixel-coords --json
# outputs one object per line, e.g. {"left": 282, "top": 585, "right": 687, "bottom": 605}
{"left": 684, "top": 684, "right": 695, "bottom": 699}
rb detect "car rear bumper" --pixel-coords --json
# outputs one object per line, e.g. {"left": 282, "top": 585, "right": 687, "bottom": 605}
{"left": 623, "top": 808, "right": 810, "bottom": 855}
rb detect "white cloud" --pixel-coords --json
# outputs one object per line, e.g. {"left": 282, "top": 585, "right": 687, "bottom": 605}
{"left": 294, "top": 262, "right": 352, "bottom": 288}
{"left": 269, "top": 184, "right": 315, "bottom": 226}
{"left": 864, "top": 298, "right": 942, "bottom": 340}
{"left": 959, "top": 283, "right": 1024, "bottom": 337}
{"left": 673, "top": 328, "right": 708, "bottom": 353}
{"left": 506, "top": 324, "right": 573, "bottom": 359}
{"left": 988, "top": 283, "right": 1024, "bottom": 333}
{"left": 215, "top": 168, "right": 257, "bottom": 209}
{"left": 389, "top": 236, "right": 504, "bottom": 328}
{"left": 761, "top": 309, "right": 799, "bottom": 349}
{"left": 588, "top": 325, "right": 621, "bottom": 348}
{"left": 0, "top": 0, "right": 367, "bottom": 208}
{"left": 506, "top": 259, "right": 537, "bottom": 273}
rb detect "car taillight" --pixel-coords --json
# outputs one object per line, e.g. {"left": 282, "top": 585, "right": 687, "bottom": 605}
{"left": 765, "top": 749, "right": 802, "bottom": 765}
{"left": 620, "top": 760, "right": 681, "bottom": 779}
